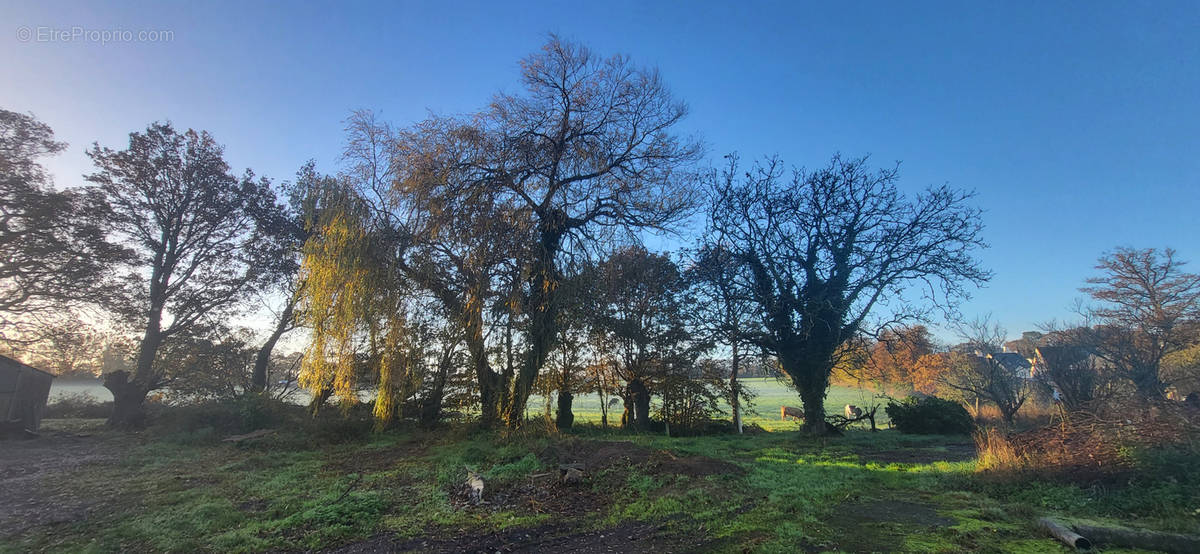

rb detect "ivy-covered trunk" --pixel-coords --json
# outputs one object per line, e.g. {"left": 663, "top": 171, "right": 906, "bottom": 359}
{"left": 503, "top": 221, "right": 565, "bottom": 427}
{"left": 556, "top": 389, "right": 574, "bottom": 429}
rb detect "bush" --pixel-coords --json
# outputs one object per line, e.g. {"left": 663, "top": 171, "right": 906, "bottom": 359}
{"left": 43, "top": 393, "right": 112, "bottom": 419}
{"left": 151, "top": 396, "right": 296, "bottom": 436}
{"left": 885, "top": 395, "right": 974, "bottom": 434}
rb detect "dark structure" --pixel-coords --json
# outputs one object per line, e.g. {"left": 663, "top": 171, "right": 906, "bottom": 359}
{"left": 0, "top": 354, "right": 55, "bottom": 437}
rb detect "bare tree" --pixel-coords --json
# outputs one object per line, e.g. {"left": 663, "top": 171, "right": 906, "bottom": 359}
{"left": 686, "top": 243, "right": 759, "bottom": 433}
{"left": 1078, "top": 247, "right": 1200, "bottom": 398}
{"left": 942, "top": 316, "right": 1031, "bottom": 424}
{"left": 87, "top": 123, "right": 276, "bottom": 427}
{"left": 705, "top": 154, "right": 989, "bottom": 434}
{"left": 371, "top": 37, "right": 702, "bottom": 427}
{"left": 479, "top": 37, "right": 703, "bottom": 426}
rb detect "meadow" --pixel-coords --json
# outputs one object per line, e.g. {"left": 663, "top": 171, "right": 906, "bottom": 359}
{"left": 50, "top": 378, "right": 894, "bottom": 432}
{"left": 4, "top": 395, "right": 1196, "bottom": 553}
{"left": 523, "top": 378, "right": 895, "bottom": 432}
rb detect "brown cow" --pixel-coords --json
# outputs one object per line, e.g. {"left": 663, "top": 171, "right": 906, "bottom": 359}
{"left": 781, "top": 406, "right": 805, "bottom": 421}
{"left": 844, "top": 404, "right": 863, "bottom": 419}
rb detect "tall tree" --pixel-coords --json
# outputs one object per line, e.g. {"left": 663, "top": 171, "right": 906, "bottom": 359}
{"left": 686, "top": 243, "right": 758, "bottom": 433}
{"left": 392, "top": 37, "right": 702, "bottom": 427}
{"left": 1079, "top": 247, "right": 1200, "bottom": 398}
{"left": 590, "top": 246, "right": 700, "bottom": 430}
{"left": 864, "top": 325, "right": 936, "bottom": 387}
{"left": 366, "top": 110, "right": 530, "bottom": 426}
{"left": 247, "top": 162, "right": 327, "bottom": 393}
{"left": 86, "top": 123, "right": 276, "bottom": 427}
{"left": 0, "top": 109, "right": 124, "bottom": 339}
{"left": 705, "top": 154, "right": 989, "bottom": 435}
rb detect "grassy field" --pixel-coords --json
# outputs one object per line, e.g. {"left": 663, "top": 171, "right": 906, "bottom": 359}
{"left": 49, "top": 377, "right": 895, "bottom": 432}
{"left": 526, "top": 379, "right": 896, "bottom": 432}
{"left": 3, "top": 402, "right": 1196, "bottom": 553}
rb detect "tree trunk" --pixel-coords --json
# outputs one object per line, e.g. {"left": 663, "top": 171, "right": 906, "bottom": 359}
{"left": 799, "top": 385, "right": 829, "bottom": 435}
{"left": 420, "top": 344, "right": 455, "bottom": 425}
{"left": 103, "top": 370, "right": 150, "bottom": 428}
{"left": 779, "top": 346, "right": 837, "bottom": 436}
{"left": 597, "top": 377, "right": 608, "bottom": 428}
{"left": 476, "top": 361, "right": 503, "bottom": 427}
{"left": 1001, "top": 404, "right": 1017, "bottom": 425}
{"left": 1132, "top": 368, "right": 1167, "bottom": 399}
{"left": 731, "top": 341, "right": 742, "bottom": 434}
{"left": 626, "top": 378, "right": 651, "bottom": 430}
{"left": 503, "top": 224, "right": 564, "bottom": 427}
{"left": 620, "top": 391, "right": 632, "bottom": 428}
{"left": 556, "top": 389, "right": 574, "bottom": 429}
{"left": 108, "top": 316, "right": 163, "bottom": 428}
{"left": 465, "top": 324, "right": 504, "bottom": 427}
{"left": 308, "top": 386, "right": 334, "bottom": 416}
{"left": 251, "top": 294, "right": 297, "bottom": 393}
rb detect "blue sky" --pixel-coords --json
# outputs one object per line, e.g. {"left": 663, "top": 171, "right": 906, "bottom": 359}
{"left": 3, "top": 1, "right": 1198, "bottom": 342}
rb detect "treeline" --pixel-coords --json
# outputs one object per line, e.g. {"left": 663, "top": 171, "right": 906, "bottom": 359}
{"left": 2, "top": 37, "right": 1195, "bottom": 434}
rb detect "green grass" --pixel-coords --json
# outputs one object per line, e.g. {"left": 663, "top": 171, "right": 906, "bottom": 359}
{"left": 526, "top": 379, "right": 897, "bottom": 432}
{"left": 5, "top": 400, "right": 1196, "bottom": 553}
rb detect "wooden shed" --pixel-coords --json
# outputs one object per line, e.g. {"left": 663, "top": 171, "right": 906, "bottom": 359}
{"left": 0, "top": 354, "right": 55, "bottom": 437}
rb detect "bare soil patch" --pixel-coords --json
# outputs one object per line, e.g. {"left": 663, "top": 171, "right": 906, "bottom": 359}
{"left": 540, "top": 438, "right": 743, "bottom": 477}
{"left": 0, "top": 421, "right": 129, "bottom": 537}
{"left": 325, "top": 438, "right": 429, "bottom": 474}
{"left": 325, "top": 520, "right": 711, "bottom": 553}
{"left": 819, "top": 499, "right": 953, "bottom": 553}
{"left": 857, "top": 442, "right": 976, "bottom": 465}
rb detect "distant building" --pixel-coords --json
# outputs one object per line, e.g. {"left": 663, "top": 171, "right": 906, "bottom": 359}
{"left": 985, "top": 351, "right": 1034, "bottom": 379}
{"left": 0, "top": 354, "right": 55, "bottom": 437}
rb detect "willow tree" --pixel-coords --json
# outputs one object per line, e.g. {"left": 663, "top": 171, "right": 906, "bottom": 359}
{"left": 297, "top": 178, "right": 436, "bottom": 425}
{"left": 335, "top": 110, "right": 529, "bottom": 426}
{"left": 705, "top": 154, "right": 989, "bottom": 435}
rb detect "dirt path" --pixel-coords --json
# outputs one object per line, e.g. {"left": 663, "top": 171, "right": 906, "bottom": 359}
{"left": 0, "top": 420, "right": 128, "bottom": 538}
{"left": 326, "top": 520, "right": 712, "bottom": 553}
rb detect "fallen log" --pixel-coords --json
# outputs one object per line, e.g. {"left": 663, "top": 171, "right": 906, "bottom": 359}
{"left": 1073, "top": 522, "right": 1200, "bottom": 554}
{"left": 1038, "top": 518, "right": 1091, "bottom": 550}
{"left": 222, "top": 429, "right": 275, "bottom": 443}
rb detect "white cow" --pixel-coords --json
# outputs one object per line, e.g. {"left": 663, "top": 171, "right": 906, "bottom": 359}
{"left": 844, "top": 404, "right": 863, "bottom": 419}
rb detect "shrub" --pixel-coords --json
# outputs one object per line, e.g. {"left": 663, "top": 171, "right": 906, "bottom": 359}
{"left": 975, "top": 427, "right": 1026, "bottom": 472}
{"left": 43, "top": 392, "right": 112, "bottom": 419}
{"left": 151, "top": 396, "right": 296, "bottom": 437}
{"left": 885, "top": 395, "right": 974, "bottom": 434}
{"left": 655, "top": 368, "right": 730, "bottom": 436}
